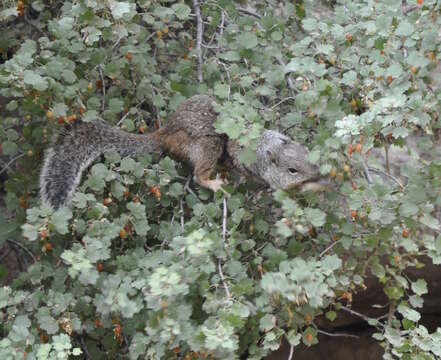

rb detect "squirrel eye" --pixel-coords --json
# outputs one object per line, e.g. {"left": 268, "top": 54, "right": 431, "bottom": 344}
{"left": 288, "top": 168, "right": 298, "bottom": 175}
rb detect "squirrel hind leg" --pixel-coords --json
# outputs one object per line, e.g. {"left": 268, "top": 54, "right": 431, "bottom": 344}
{"left": 190, "top": 137, "right": 226, "bottom": 192}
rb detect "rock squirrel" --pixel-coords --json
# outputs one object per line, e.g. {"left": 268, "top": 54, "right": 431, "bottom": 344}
{"left": 40, "top": 95, "right": 324, "bottom": 208}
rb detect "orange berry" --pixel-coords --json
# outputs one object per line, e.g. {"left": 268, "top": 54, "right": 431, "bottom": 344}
{"left": 39, "top": 230, "right": 48, "bottom": 239}
{"left": 345, "top": 32, "right": 352, "bottom": 41}
{"left": 123, "top": 187, "right": 130, "bottom": 198}
{"left": 44, "top": 242, "right": 53, "bottom": 252}
{"left": 125, "top": 52, "right": 133, "bottom": 61}
{"left": 119, "top": 229, "right": 127, "bottom": 238}
{"left": 19, "top": 196, "right": 27, "bottom": 209}
{"left": 347, "top": 143, "right": 354, "bottom": 156}
{"left": 96, "top": 262, "right": 104, "bottom": 272}
{"left": 132, "top": 195, "right": 140, "bottom": 203}
{"left": 411, "top": 66, "right": 418, "bottom": 74}
{"left": 150, "top": 186, "right": 161, "bottom": 200}
{"left": 355, "top": 143, "right": 362, "bottom": 153}
{"left": 138, "top": 125, "right": 145, "bottom": 133}
{"left": 329, "top": 168, "right": 337, "bottom": 178}
{"left": 393, "top": 255, "right": 399, "bottom": 264}
{"left": 58, "top": 116, "right": 65, "bottom": 124}
{"left": 103, "top": 197, "right": 112, "bottom": 205}
{"left": 402, "top": 229, "right": 409, "bottom": 238}
{"left": 46, "top": 110, "right": 53, "bottom": 119}
{"left": 387, "top": 75, "right": 393, "bottom": 84}
{"left": 417, "top": 0, "right": 423, "bottom": 4}
{"left": 351, "top": 210, "right": 357, "bottom": 219}
{"left": 173, "top": 347, "right": 180, "bottom": 354}
{"left": 94, "top": 318, "right": 102, "bottom": 328}
{"left": 305, "top": 333, "right": 313, "bottom": 343}
{"left": 79, "top": 107, "right": 86, "bottom": 114}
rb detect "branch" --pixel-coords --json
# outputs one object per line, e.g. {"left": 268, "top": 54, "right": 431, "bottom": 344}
{"left": 218, "top": 196, "right": 231, "bottom": 299}
{"left": 340, "top": 305, "right": 384, "bottom": 330}
{"left": 271, "top": 97, "right": 296, "bottom": 110}
{"left": 180, "top": 199, "right": 185, "bottom": 233}
{"left": 287, "top": 342, "right": 294, "bottom": 360}
{"left": 367, "top": 167, "right": 404, "bottom": 190}
{"left": 97, "top": 66, "right": 106, "bottom": 112}
{"left": 218, "top": 260, "right": 231, "bottom": 299}
{"left": 0, "top": 153, "right": 25, "bottom": 176}
{"left": 222, "top": 196, "right": 228, "bottom": 247}
{"left": 7, "top": 239, "right": 36, "bottom": 263}
{"left": 319, "top": 239, "right": 342, "bottom": 258}
{"left": 361, "top": 158, "right": 373, "bottom": 184}
{"left": 316, "top": 328, "right": 360, "bottom": 339}
{"left": 236, "top": 7, "right": 262, "bottom": 19}
{"left": 192, "top": 0, "right": 204, "bottom": 83}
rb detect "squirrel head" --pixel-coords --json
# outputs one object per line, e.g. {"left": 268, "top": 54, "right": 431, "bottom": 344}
{"left": 256, "top": 130, "right": 329, "bottom": 192}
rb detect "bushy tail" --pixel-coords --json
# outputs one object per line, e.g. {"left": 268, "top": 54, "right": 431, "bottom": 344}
{"left": 40, "top": 121, "right": 162, "bottom": 209}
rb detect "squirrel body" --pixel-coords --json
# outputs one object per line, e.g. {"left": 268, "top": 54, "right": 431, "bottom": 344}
{"left": 40, "top": 95, "right": 322, "bottom": 208}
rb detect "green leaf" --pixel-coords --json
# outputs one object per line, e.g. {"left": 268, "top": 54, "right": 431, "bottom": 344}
{"left": 411, "top": 279, "right": 428, "bottom": 296}
{"left": 1, "top": 141, "right": 18, "bottom": 156}
{"left": 304, "top": 208, "right": 326, "bottom": 227}
{"left": 23, "top": 70, "right": 48, "bottom": 91}
{"left": 172, "top": 3, "right": 191, "bottom": 20}
{"left": 236, "top": 32, "right": 258, "bottom": 49}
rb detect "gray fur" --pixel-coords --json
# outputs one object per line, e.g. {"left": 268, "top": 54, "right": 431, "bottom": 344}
{"left": 39, "top": 121, "right": 162, "bottom": 209}
{"left": 40, "top": 96, "right": 325, "bottom": 209}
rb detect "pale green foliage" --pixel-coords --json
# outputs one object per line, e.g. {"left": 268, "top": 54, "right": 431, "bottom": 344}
{"left": 1, "top": 0, "right": 441, "bottom": 359}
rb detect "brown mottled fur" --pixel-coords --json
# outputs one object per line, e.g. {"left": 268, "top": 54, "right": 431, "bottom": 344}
{"left": 40, "top": 95, "right": 324, "bottom": 208}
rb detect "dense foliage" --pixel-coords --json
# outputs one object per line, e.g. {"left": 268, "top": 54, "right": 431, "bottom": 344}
{"left": 1, "top": 0, "right": 441, "bottom": 359}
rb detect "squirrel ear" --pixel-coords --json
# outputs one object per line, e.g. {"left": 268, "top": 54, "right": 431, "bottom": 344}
{"left": 266, "top": 150, "right": 278, "bottom": 165}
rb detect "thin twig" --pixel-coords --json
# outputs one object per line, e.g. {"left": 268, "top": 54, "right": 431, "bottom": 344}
{"left": 287, "top": 342, "right": 294, "bottom": 360}
{"left": 384, "top": 143, "right": 390, "bottom": 174}
{"left": 222, "top": 196, "right": 228, "bottom": 246}
{"left": 236, "top": 7, "right": 262, "bottom": 19}
{"left": 184, "top": 176, "right": 200, "bottom": 200}
{"left": 316, "top": 328, "right": 360, "bottom": 339}
{"left": 80, "top": 336, "right": 90, "bottom": 360}
{"left": 361, "top": 158, "right": 373, "bottom": 184}
{"left": 7, "top": 239, "right": 36, "bottom": 263}
{"left": 340, "top": 305, "right": 384, "bottom": 330}
{"left": 180, "top": 199, "right": 185, "bottom": 233}
{"left": 319, "top": 239, "right": 342, "bottom": 258}
{"left": 218, "top": 260, "right": 231, "bottom": 299}
{"left": 97, "top": 66, "right": 106, "bottom": 112}
{"left": 117, "top": 99, "right": 146, "bottom": 126}
{"left": 0, "top": 152, "right": 25, "bottom": 175}
{"left": 271, "top": 97, "right": 296, "bottom": 110}
{"left": 192, "top": 0, "right": 204, "bottom": 83}
{"left": 367, "top": 167, "right": 404, "bottom": 190}
{"left": 0, "top": 246, "right": 11, "bottom": 261}
{"left": 403, "top": 5, "right": 418, "bottom": 15}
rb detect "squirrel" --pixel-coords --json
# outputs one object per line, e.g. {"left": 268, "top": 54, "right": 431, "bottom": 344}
{"left": 40, "top": 95, "right": 323, "bottom": 209}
